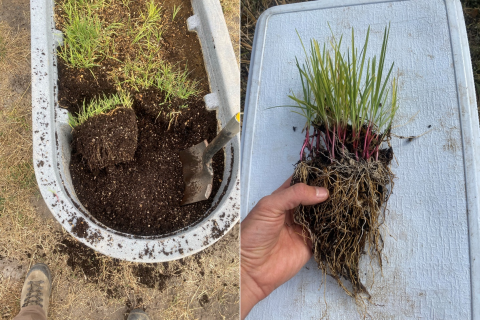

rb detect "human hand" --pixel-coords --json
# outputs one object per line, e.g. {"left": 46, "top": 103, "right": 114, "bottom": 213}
{"left": 240, "top": 177, "right": 329, "bottom": 319}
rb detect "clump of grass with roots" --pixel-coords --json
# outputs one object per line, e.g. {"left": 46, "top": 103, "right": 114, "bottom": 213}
{"left": 290, "top": 24, "right": 399, "bottom": 298}
{"left": 68, "top": 92, "right": 133, "bottom": 128}
{"left": 68, "top": 92, "right": 138, "bottom": 171}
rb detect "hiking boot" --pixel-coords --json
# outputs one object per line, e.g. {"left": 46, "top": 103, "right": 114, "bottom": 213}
{"left": 127, "top": 308, "right": 150, "bottom": 320}
{"left": 20, "top": 263, "right": 52, "bottom": 317}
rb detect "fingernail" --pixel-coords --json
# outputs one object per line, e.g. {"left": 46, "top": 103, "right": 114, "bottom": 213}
{"left": 315, "top": 187, "right": 328, "bottom": 199}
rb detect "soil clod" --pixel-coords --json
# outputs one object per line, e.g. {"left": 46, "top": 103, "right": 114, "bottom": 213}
{"left": 199, "top": 293, "right": 210, "bottom": 307}
{"left": 72, "top": 108, "right": 138, "bottom": 171}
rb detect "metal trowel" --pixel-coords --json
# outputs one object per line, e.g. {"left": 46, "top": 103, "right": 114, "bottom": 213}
{"left": 179, "top": 113, "right": 240, "bottom": 205}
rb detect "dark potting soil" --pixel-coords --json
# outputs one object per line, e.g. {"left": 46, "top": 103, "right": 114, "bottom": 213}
{"left": 73, "top": 108, "right": 138, "bottom": 171}
{"left": 57, "top": 0, "right": 226, "bottom": 236}
{"left": 70, "top": 109, "right": 224, "bottom": 236}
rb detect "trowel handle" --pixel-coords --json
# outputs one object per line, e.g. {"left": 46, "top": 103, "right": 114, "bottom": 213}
{"left": 203, "top": 113, "right": 241, "bottom": 163}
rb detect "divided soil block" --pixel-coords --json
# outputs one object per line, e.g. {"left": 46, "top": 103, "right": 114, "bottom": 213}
{"left": 55, "top": 0, "right": 225, "bottom": 236}
{"left": 72, "top": 107, "right": 138, "bottom": 171}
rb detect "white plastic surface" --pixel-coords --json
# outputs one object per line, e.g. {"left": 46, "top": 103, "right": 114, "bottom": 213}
{"left": 31, "top": 0, "right": 239, "bottom": 262}
{"left": 242, "top": 0, "right": 480, "bottom": 318}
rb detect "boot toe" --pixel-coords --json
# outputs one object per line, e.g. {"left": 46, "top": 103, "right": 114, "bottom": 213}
{"left": 26, "top": 263, "right": 52, "bottom": 284}
{"left": 127, "top": 308, "right": 150, "bottom": 320}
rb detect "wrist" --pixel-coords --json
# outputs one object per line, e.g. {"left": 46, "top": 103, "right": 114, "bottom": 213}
{"left": 240, "top": 266, "right": 265, "bottom": 319}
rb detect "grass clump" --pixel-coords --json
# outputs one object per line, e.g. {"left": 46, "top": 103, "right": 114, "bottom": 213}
{"left": 156, "top": 63, "right": 199, "bottom": 100}
{"left": 68, "top": 92, "right": 133, "bottom": 128}
{"left": 290, "top": 25, "right": 398, "bottom": 298}
{"left": 58, "top": 0, "right": 120, "bottom": 69}
{"left": 132, "top": 0, "right": 163, "bottom": 47}
{"left": 115, "top": 58, "right": 199, "bottom": 101}
{"left": 290, "top": 25, "right": 398, "bottom": 162}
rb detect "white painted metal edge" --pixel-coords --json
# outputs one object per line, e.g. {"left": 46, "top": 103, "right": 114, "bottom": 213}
{"left": 447, "top": 0, "right": 480, "bottom": 317}
{"left": 241, "top": 0, "right": 480, "bottom": 317}
{"left": 31, "top": 0, "right": 239, "bottom": 262}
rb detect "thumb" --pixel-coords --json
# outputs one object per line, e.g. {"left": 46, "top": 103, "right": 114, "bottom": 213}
{"left": 255, "top": 183, "right": 329, "bottom": 217}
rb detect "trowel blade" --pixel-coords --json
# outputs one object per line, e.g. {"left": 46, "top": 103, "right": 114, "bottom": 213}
{"left": 179, "top": 140, "right": 214, "bottom": 206}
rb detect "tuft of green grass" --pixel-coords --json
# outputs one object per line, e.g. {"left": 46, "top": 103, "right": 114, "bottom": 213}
{"left": 290, "top": 24, "right": 398, "bottom": 161}
{"left": 68, "top": 92, "right": 133, "bottom": 128}
{"left": 115, "top": 58, "right": 199, "bottom": 102}
{"left": 156, "top": 63, "right": 200, "bottom": 101}
{"left": 133, "top": 0, "right": 163, "bottom": 45}
{"left": 172, "top": 4, "right": 182, "bottom": 21}
{"left": 59, "top": 0, "right": 120, "bottom": 69}
{"left": 115, "top": 57, "right": 159, "bottom": 91}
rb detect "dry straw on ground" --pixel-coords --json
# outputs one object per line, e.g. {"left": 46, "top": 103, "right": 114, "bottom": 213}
{"left": 0, "top": 0, "right": 239, "bottom": 319}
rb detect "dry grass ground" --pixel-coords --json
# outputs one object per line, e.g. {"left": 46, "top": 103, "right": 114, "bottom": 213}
{"left": 221, "top": 0, "right": 240, "bottom": 65}
{"left": 0, "top": 0, "right": 239, "bottom": 319}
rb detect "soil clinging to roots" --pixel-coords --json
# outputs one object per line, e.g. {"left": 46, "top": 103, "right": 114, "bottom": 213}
{"left": 72, "top": 107, "right": 138, "bottom": 171}
{"left": 292, "top": 147, "right": 394, "bottom": 297}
